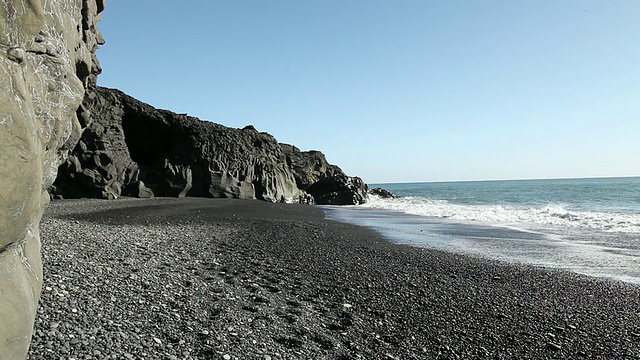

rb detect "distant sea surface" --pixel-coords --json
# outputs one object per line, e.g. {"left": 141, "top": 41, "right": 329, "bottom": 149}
{"left": 324, "top": 177, "right": 640, "bottom": 284}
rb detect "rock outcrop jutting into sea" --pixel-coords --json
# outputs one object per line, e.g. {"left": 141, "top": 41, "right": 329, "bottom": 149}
{"left": 0, "top": 0, "right": 104, "bottom": 358}
{"left": 51, "top": 87, "right": 369, "bottom": 205}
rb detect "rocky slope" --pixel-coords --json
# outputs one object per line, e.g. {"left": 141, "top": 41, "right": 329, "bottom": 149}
{"left": 0, "top": 0, "right": 104, "bottom": 358}
{"left": 51, "top": 87, "right": 368, "bottom": 205}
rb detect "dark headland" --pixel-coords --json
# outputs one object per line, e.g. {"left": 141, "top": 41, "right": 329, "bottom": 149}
{"left": 29, "top": 198, "right": 640, "bottom": 359}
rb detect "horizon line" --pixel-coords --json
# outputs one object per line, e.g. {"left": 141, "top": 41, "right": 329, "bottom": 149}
{"left": 368, "top": 174, "right": 640, "bottom": 185}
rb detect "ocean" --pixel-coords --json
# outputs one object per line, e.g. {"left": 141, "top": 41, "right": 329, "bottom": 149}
{"left": 324, "top": 177, "right": 640, "bottom": 284}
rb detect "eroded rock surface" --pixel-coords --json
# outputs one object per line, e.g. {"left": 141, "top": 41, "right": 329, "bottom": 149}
{"left": 0, "top": 1, "right": 103, "bottom": 358}
{"left": 281, "top": 144, "right": 368, "bottom": 205}
{"left": 369, "top": 187, "right": 398, "bottom": 199}
{"left": 52, "top": 87, "right": 368, "bottom": 205}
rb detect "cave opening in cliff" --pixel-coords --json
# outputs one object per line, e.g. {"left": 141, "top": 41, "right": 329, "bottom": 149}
{"left": 122, "top": 112, "right": 174, "bottom": 165}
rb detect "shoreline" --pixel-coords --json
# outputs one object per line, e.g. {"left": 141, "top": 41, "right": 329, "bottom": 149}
{"left": 29, "top": 198, "right": 640, "bottom": 359}
{"left": 323, "top": 204, "right": 640, "bottom": 286}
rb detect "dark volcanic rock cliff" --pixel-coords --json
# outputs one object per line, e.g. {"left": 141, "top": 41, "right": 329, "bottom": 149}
{"left": 280, "top": 144, "right": 368, "bottom": 205}
{"left": 51, "top": 87, "right": 368, "bottom": 205}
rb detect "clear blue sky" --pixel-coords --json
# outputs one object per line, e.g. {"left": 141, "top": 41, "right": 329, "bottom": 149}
{"left": 97, "top": 1, "right": 640, "bottom": 184}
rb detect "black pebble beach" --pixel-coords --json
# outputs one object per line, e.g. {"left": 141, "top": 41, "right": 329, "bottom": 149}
{"left": 29, "top": 198, "right": 640, "bottom": 359}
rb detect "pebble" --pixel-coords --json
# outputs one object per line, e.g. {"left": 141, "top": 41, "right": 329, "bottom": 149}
{"left": 7, "top": 47, "right": 25, "bottom": 63}
{"left": 25, "top": 199, "right": 640, "bottom": 360}
{"left": 547, "top": 342, "right": 562, "bottom": 351}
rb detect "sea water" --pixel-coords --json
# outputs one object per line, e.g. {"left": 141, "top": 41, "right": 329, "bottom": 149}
{"left": 323, "top": 177, "right": 640, "bottom": 284}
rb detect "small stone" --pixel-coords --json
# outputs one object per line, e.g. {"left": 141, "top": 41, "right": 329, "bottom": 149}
{"left": 343, "top": 303, "right": 353, "bottom": 309}
{"left": 200, "top": 330, "right": 209, "bottom": 335}
{"left": 223, "top": 355, "right": 231, "bottom": 360}
{"left": 264, "top": 356, "right": 272, "bottom": 360}
{"left": 7, "top": 47, "right": 25, "bottom": 64}
{"left": 546, "top": 342, "right": 561, "bottom": 351}
{"left": 153, "top": 337, "right": 162, "bottom": 344}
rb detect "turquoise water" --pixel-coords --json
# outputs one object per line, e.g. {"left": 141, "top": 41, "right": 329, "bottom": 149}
{"left": 324, "top": 177, "right": 640, "bottom": 284}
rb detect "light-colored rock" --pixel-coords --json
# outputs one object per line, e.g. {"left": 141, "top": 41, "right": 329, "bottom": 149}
{"left": 0, "top": 0, "right": 103, "bottom": 358}
{"left": 209, "top": 170, "right": 256, "bottom": 199}
{"left": 128, "top": 181, "right": 154, "bottom": 198}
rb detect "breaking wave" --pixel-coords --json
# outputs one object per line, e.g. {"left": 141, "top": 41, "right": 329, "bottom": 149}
{"left": 363, "top": 195, "right": 640, "bottom": 233}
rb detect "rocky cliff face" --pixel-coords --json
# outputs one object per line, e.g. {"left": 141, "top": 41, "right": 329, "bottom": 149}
{"left": 51, "top": 87, "right": 368, "bottom": 206}
{"left": 0, "top": 0, "right": 104, "bottom": 358}
{"left": 280, "top": 144, "right": 368, "bottom": 205}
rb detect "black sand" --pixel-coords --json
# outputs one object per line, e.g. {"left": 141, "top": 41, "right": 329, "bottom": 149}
{"left": 29, "top": 198, "right": 640, "bottom": 359}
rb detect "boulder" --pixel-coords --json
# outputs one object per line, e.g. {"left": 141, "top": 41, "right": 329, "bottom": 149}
{"left": 369, "top": 187, "right": 398, "bottom": 199}
{"left": 124, "top": 181, "right": 154, "bottom": 199}
{"left": 0, "top": 0, "right": 103, "bottom": 357}
{"left": 307, "top": 174, "right": 369, "bottom": 205}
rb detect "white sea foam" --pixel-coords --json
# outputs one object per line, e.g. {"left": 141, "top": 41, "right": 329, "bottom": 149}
{"left": 363, "top": 195, "right": 640, "bottom": 233}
